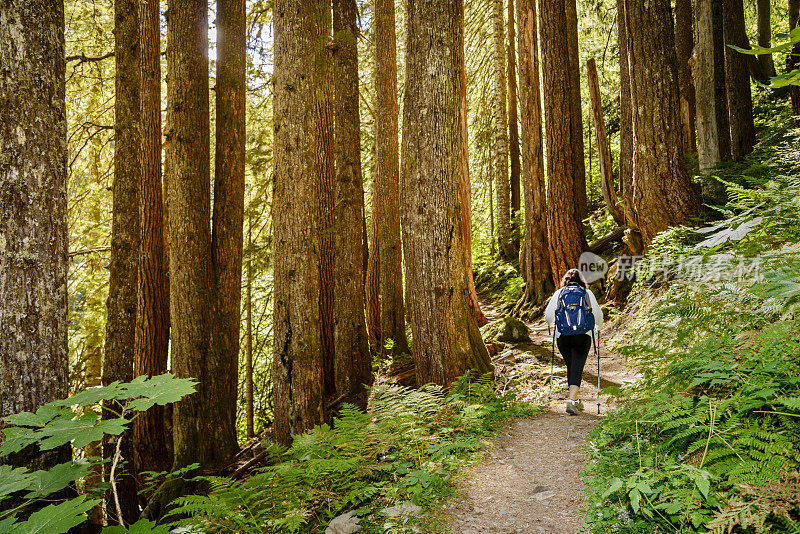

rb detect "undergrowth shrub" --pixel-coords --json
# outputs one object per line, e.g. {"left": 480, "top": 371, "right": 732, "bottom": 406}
{"left": 169, "top": 375, "right": 540, "bottom": 533}
{"left": 585, "top": 257, "right": 800, "bottom": 533}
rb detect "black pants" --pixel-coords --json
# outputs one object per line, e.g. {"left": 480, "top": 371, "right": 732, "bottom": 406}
{"left": 556, "top": 334, "right": 592, "bottom": 387}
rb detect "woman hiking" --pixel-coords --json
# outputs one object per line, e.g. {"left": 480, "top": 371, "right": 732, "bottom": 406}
{"left": 544, "top": 268, "right": 603, "bottom": 415}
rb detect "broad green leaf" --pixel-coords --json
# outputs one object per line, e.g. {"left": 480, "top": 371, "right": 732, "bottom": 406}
{"left": 4, "top": 405, "right": 66, "bottom": 428}
{"left": 695, "top": 473, "right": 710, "bottom": 499}
{"left": 24, "top": 461, "right": 90, "bottom": 499}
{"left": 601, "top": 477, "right": 623, "bottom": 499}
{"left": 628, "top": 488, "right": 640, "bottom": 513}
{"left": 0, "top": 518, "right": 18, "bottom": 531}
{"left": 0, "top": 465, "right": 35, "bottom": 502}
{"left": 38, "top": 414, "right": 127, "bottom": 451}
{"left": 1, "top": 427, "right": 39, "bottom": 456}
{"left": 123, "top": 374, "right": 197, "bottom": 412}
{"left": 51, "top": 383, "right": 122, "bottom": 408}
{"left": 8, "top": 495, "right": 99, "bottom": 534}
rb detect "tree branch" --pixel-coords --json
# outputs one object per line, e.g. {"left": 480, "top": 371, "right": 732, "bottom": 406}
{"left": 66, "top": 52, "right": 115, "bottom": 64}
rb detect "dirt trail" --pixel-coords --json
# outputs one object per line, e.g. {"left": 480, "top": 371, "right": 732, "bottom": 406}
{"left": 441, "top": 302, "right": 639, "bottom": 534}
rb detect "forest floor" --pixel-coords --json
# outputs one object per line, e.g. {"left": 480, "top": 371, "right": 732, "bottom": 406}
{"left": 438, "top": 301, "right": 640, "bottom": 533}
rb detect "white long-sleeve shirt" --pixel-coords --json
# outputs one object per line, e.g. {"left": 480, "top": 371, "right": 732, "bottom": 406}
{"left": 544, "top": 286, "right": 603, "bottom": 339}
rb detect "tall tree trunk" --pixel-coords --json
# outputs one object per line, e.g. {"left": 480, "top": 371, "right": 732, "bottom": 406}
{"left": 211, "top": 0, "right": 246, "bottom": 462}
{"left": 565, "top": 0, "right": 588, "bottom": 221}
{"left": 587, "top": 58, "right": 625, "bottom": 226}
{"left": 333, "top": 0, "right": 371, "bottom": 407}
{"left": 0, "top": 0, "right": 69, "bottom": 472}
{"left": 787, "top": 0, "right": 800, "bottom": 122}
{"left": 245, "top": 220, "right": 254, "bottom": 439}
{"left": 624, "top": 0, "right": 701, "bottom": 247}
{"left": 694, "top": 0, "right": 732, "bottom": 172}
{"left": 273, "top": 0, "right": 324, "bottom": 445}
{"left": 617, "top": 0, "right": 634, "bottom": 215}
{"left": 134, "top": 0, "right": 170, "bottom": 477}
{"left": 491, "top": 0, "right": 516, "bottom": 260}
{"left": 723, "top": 0, "right": 756, "bottom": 161}
{"left": 516, "top": 0, "right": 554, "bottom": 304}
{"left": 105, "top": 0, "right": 141, "bottom": 522}
{"left": 675, "top": 0, "right": 697, "bottom": 154}
{"left": 489, "top": 172, "right": 496, "bottom": 255}
{"left": 617, "top": 0, "right": 640, "bottom": 253}
{"left": 366, "top": 182, "right": 381, "bottom": 354}
{"left": 507, "top": 0, "right": 521, "bottom": 249}
{"left": 314, "top": 0, "right": 336, "bottom": 404}
{"left": 402, "top": 0, "right": 493, "bottom": 386}
{"left": 166, "top": 0, "right": 215, "bottom": 468}
{"left": 375, "top": 0, "right": 411, "bottom": 354}
{"left": 539, "top": 0, "right": 587, "bottom": 280}
{"left": 460, "top": 3, "right": 489, "bottom": 327}
{"left": 757, "top": 0, "right": 777, "bottom": 78}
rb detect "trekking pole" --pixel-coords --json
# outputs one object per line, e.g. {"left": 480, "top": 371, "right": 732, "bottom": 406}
{"left": 548, "top": 329, "right": 555, "bottom": 401}
{"left": 594, "top": 331, "right": 600, "bottom": 414}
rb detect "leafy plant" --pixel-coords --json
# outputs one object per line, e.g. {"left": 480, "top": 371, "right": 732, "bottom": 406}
{"left": 0, "top": 374, "right": 196, "bottom": 534}
{"left": 168, "top": 375, "right": 540, "bottom": 534}
{"left": 585, "top": 259, "right": 800, "bottom": 533}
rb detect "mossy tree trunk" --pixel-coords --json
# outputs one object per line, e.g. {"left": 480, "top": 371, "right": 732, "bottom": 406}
{"left": 623, "top": 0, "right": 701, "bottom": 247}
{"left": 333, "top": 0, "right": 371, "bottom": 407}
{"left": 211, "top": 0, "right": 247, "bottom": 461}
{"left": 539, "top": 0, "right": 587, "bottom": 280}
{"left": 105, "top": 0, "right": 141, "bottom": 521}
{"left": 402, "top": 0, "right": 493, "bottom": 386}
{"left": 516, "top": 0, "right": 554, "bottom": 304}
{"left": 0, "top": 0, "right": 69, "bottom": 473}
{"left": 272, "top": 0, "right": 325, "bottom": 445}
{"left": 375, "top": 0, "right": 411, "bottom": 355}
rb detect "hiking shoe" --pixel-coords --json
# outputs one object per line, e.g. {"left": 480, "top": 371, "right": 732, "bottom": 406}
{"left": 566, "top": 399, "right": 584, "bottom": 415}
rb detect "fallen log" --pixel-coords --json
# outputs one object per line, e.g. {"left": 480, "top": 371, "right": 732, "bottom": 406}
{"left": 588, "top": 227, "right": 625, "bottom": 254}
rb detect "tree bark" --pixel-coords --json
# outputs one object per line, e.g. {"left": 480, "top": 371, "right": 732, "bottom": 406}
{"left": 375, "top": 0, "right": 412, "bottom": 355}
{"left": 245, "top": 221, "right": 254, "bottom": 439}
{"left": 0, "top": 0, "right": 69, "bottom": 472}
{"left": 787, "top": 0, "right": 800, "bottom": 122}
{"left": 314, "top": 0, "right": 336, "bottom": 404}
{"left": 539, "top": 0, "right": 588, "bottom": 280}
{"left": 210, "top": 0, "right": 246, "bottom": 461}
{"left": 623, "top": 0, "right": 701, "bottom": 247}
{"left": 105, "top": 0, "right": 141, "bottom": 521}
{"left": 491, "top": 0, "right": 516, "bottom": 260}
{"left": 617, "top": 0, "right": 639, "bottom": 250}
{"left": 134, "top": 0, "right": 170, "bottom": 477}
{"left": 675, "top": 0, "right": 697, "bottom": 154}
{"left": 587, "top": 58, "right": 625, "bottom": 227}
{"left": 460, "top": 3, "right": 489, "bottom": 327}
{"left": 366, "top": 182, "right": 382, "bottom": 354}
{"left": 273, "top": 0, "right": 325, "bottom": 445}
{"left": 694, "top": 0, "right": 732, "bottom": 171}
{"left": 757, "top": 0, "right": 777, "bottom": 78}
{"left": 166, "top": 0, "right": 216, "bottom": 467}
{"left": 723, "top": 0, "right": 756, "bottom": 161}
{"left": 618, "top": 0, "right": 634, "bottom": 214}
{"left": 565, "top": 0, "right": 588, "bottom": 221}
{"left": 516, "top": 0, "right": 554, "bottom": 305}
{"left": 402, "top": 0, "right": 493, "bottom": 387}
{"left": 333, "top": 0, "right": 371, "bottom": 408}
{"left": 507, "top": 0, "right": 521, "bottom": 249}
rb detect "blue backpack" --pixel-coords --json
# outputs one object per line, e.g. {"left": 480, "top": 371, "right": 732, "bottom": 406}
{"left": 555, "top": 283, "right": 595, "bottom": 336}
